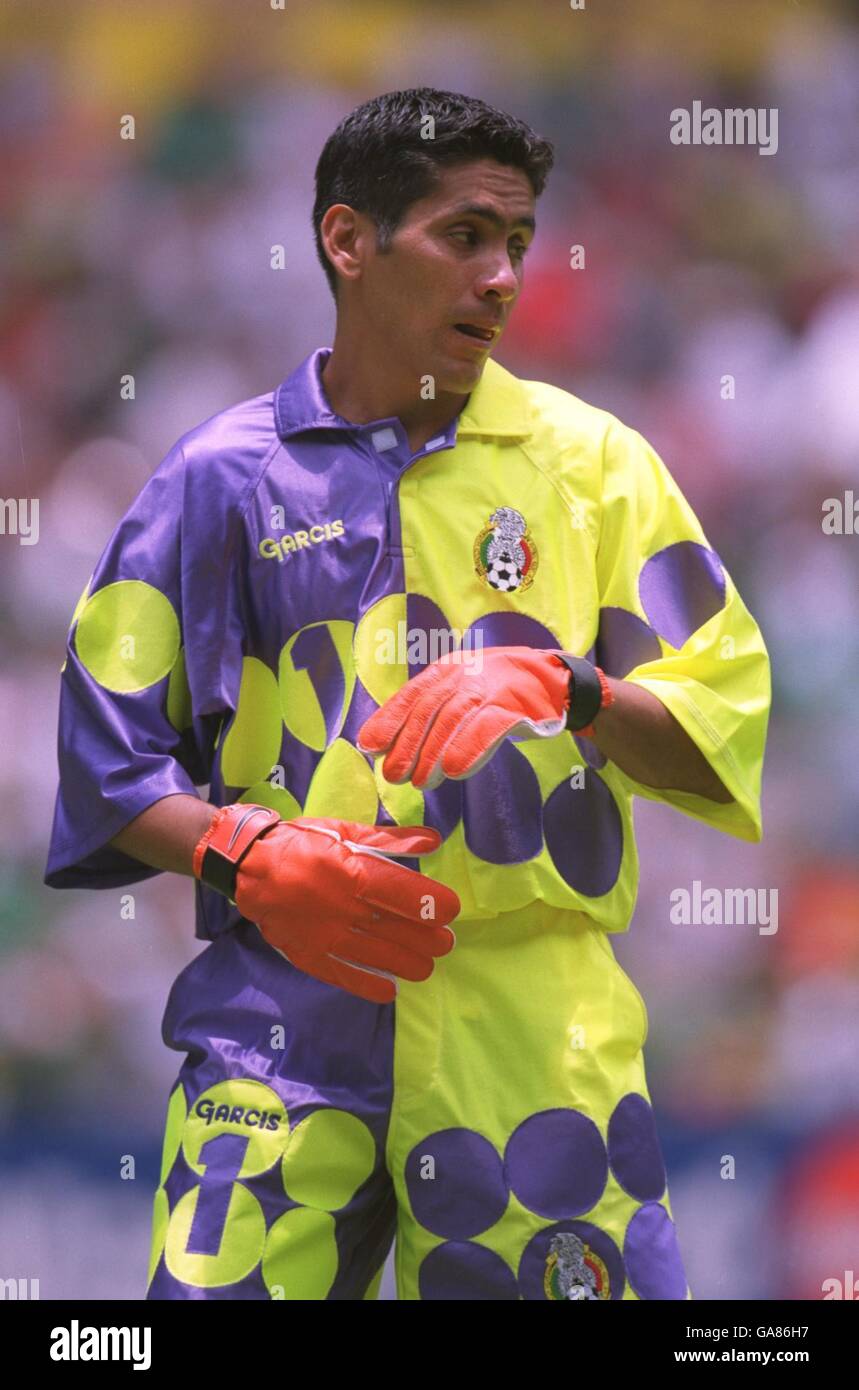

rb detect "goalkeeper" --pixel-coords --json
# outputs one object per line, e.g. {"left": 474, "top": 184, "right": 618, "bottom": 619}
{"left": 45, "top": 88, "right": 770, "bottom": 1301}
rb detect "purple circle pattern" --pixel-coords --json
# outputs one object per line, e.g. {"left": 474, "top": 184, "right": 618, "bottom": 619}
{"left": 418, "top": 1241, "right": 519, "bottom": 1300}
{"left": 420, "top": 774, "right": 463, "bottom": 843}
{"left": 596, "top": 605, "right": 662, "bottom": 678}
{"left": 505, "top": 1109, "right": 608, "bottom": 1219}
{"left": 518, "top": 1219, "right": 625, "bottom": 1301}
{"left": 462, "top": 740, "right": 544, "bottom": 864}
{"left": 405, "top": 593, "right": 455, "bottom": 675}
{"left": 607, "top": 1093, "right": 667, "bottom": 1202}
{"left": 573, "top": 732, "right": 607, "bottom": 770}
{"left": 542, "top": 769, "right": 624, "bottom": 896}
{"left": 465, "top": 610, "right": 561, "bottom": 653}
{"left": 404, "top": 1128, "right": 509, "bottom": 1239}
{"left": 624, "top": 1202, "right": 689, "bottom": 1300}
{"left": 639, "top": 542, "right": 726, "bottom": 649}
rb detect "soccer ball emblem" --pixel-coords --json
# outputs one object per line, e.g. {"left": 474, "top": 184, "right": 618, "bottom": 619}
{"left": 474, "top": 506, "right": 538, "bottom": 592}
{"left": 486, "top": 553, "right": 523, "bottom": 591}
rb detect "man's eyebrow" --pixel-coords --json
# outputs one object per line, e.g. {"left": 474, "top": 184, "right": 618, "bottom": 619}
{"left": 445, "top": 202, "right": 536, "bottom": 234}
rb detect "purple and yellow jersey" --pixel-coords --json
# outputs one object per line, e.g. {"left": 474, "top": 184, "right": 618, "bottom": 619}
{"left": 43, "top": 346, "right": 771, "bottom": 1300}
{"left": 44, "top": 346, "right": 770, "bottom": 939}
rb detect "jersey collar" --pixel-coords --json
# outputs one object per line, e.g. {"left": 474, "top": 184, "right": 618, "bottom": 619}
{"left": 274, "top": 347, "right": 532, "bottom": 443}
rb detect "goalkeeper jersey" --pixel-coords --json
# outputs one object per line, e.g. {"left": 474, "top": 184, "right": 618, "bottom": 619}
{"left": 44, "top": 347, "right": 771, "bottom": 938}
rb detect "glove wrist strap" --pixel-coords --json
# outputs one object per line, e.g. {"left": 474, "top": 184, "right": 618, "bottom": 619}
{"left": 193, "top": 803, "right": 281, "bottom": 900}
{"left": 555, "top": 654, "right": 614, "bottom": 736}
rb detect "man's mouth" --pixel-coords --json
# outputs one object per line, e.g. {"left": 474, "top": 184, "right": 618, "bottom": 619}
{"left": 453, "top": 323, "right": 498, "bottom": 343}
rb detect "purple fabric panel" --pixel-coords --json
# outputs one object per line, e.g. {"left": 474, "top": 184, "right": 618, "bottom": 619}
{"left": 420, "top": 777, "right": 463, "bottom": 843}
{"left": 163, "top": 924, "right": 395, "bottom": 1114}
{"left": 623, "top": 1203, "right": 689, "bottom": 1300}
{"left": 573, "top": 733, "right": 607, "bottom": 770}
{"left": 341, "top": 676, "right": 381, "bottom": 749}
{"left": 543, "top": 769, "right": 624, "bottom": 897}
{"left": 639, "top": 541, "right": 726, "bottom": 648}
{"left": 419, "top": 1241, "right": 519, "bottom": 1300}
{"left": 405, "top": 1128, "right": 509, "bottom": 1239}
{"left": 44, "top": 441, "right": 219, "bottom": 890}
{"left": 148, "top": 920, "right": 398, "bottom": 1301}
{"left": 505, "top": 1108, "right": 608, "bottom": 1219}
{"left": 596, "top": 605, "right": 662, "bottom": 678}
{"left": 462, "top": 741, "right": 544, "bottom": 864}
{"left": 290, "top": 623, "right": 346, "bottom": 745}
{"left": 464, "top": 610, "right": 561, "bottom": 651}
{"left": 405, "top": 592, "right": 456, "bottom": 674}
{"left": 607, "top": 1093, "right": 667, "bottom": 1202}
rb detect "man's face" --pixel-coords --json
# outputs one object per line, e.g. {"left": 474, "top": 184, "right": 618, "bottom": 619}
{"left": 354, "top": 158, "right": 537, "bottom": 396}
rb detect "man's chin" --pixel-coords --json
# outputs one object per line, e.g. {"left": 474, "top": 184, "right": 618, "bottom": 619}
{"left": 433, "top": 354, "right": 490, "bottom": 396}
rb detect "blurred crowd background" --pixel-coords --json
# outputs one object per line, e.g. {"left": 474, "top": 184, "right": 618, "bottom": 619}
{"left": 2, "top": 0, "right": 858, "bottom": 1300}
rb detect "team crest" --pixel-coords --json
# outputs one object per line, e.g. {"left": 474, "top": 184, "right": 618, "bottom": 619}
{"left": 543, "top": 1232, "right": 611, "bottom": 1301}
{"left": 474, "top": 507, "right": 538, "bottom": 592}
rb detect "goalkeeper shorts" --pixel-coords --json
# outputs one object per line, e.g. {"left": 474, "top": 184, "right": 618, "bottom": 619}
{"left": 146, "top": 899, "right": 691, "bottom": 1301}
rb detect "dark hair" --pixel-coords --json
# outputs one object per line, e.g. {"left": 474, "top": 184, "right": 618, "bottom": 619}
{"left": 312, "top": 87, "right": 555, "bottom": 300}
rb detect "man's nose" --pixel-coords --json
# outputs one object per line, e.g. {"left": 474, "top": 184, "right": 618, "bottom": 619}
{"left": 476, "top": 255, "right": 519, "bottom": 302}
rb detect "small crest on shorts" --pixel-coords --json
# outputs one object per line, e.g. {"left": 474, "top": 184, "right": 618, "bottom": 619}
{"left": 543, "top": 1232, "right": 611, "bottom": 1301}
{"left": 474, "top": 506, "right": 538, "bottom": 593}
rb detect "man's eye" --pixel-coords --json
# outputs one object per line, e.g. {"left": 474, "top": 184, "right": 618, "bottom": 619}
{"left": 510, "top": 242, "right": 529, "bottom": 262}
{"left": 450, "top": 228, "right": 477, "bottom": 245}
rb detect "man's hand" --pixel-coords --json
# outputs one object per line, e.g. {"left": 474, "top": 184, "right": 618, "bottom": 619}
{"left": 356, "top": 645, "right": 734, "bottom": 805}
{"left": 357, "top": 646, "right": 571, "bottom": 790}
{"left": 194, "top": 812, "right": 460, "bottom": 1005}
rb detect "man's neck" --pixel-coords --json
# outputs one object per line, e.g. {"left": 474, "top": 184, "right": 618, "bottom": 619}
{"left": 321, "top": 340, "right": 468, "bottom": 457}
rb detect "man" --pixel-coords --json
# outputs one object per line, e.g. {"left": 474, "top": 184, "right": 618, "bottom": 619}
{"left": 45, "top": 88, "right": 771, "bottom": 1301}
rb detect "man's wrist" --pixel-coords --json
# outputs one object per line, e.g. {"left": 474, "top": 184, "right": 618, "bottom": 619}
{"left": 193, "top": 803, "right": 281, "bottom": 900}
{"left": 554, "top": 653, "right": 614, "bottom": 735}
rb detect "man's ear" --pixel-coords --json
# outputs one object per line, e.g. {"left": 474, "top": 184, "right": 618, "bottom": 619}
{"left": 320, "top": 204, "right": 372, "bottom": 288}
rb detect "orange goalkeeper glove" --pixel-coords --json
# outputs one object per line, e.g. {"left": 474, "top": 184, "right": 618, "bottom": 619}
{"left": 356, "top": 646, "right": 576, "bottom": 790}
{"left": 193, "top": 805, "right": 459, "bottom": 1004}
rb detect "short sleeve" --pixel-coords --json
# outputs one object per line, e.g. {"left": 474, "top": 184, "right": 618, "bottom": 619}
{"left": 44, "top": 441, "right": 238, "bottom": 889}
{"left": 594, "top": 421, "right": 771, "bottom": 842}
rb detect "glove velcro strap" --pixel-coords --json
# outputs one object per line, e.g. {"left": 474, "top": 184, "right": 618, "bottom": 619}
{"left": 193, "top": 803, "right": 281, "bottom": 900}
{"left": 554, "top": 653, "right": 607, "bottom": 733}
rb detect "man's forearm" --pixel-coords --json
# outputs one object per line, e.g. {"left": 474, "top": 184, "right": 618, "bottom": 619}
{"left": 589, "top": 677, "right": 733, "bottom": 802}
{"left": 108, "top": 794, "right": 218, "bottom": 876}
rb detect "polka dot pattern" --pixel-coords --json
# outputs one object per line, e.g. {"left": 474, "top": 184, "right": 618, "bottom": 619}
{"left": 505, "top": 1109, "right": 608, "bottom": 1219}
{"left": 151, "top": 1089, "right": 387, "bottom": 1300}
{"left": 409, "top": 1097, "right": 686, "bottom": 1300}
{"left": 281, "top": 1108, "right": 376, "bottom": 1212}
{"left": 462, "top": 740, "right": 543, "bottom": 865}
{"left": 596, "top": 605, "right": 662, "bottom": 678}
{"left": 624, "top": 1203, "right": 689, "bottom": 1300}
{"left": 220, "top": 657, "right": 283, "bottom": 787}
{"left": 543, "top": 768, "right": 624, "bottom": 896}
{"left": 279, "top": 619, "right": 356, "bottom": 751}
{"left": 262, "top": 1207, "right": 339, "bottom": 1300}
{"left": 419, "top": 1241, "right": 519, "bottom": 1300}
{"left": 608, "top": 1093, "right": 667, "bottom": 1202}
{"left": 302, "top": 735, "right": 378, "bottom": 823}
{"left": 639, "top": 541, "right": 726, "bottom": 648}
{"left": 165, "top": 1183, "right": 266, "bottom": 1288}
{"left": 75, "top": 580, "right": 180, "bottom": 693}
{"left": 405, "top": 1128, "right": 509, "bottom": 1239}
